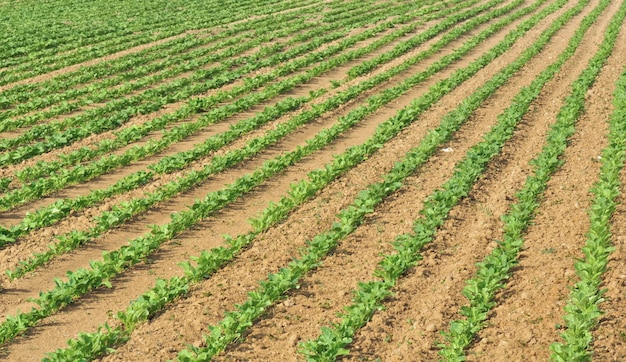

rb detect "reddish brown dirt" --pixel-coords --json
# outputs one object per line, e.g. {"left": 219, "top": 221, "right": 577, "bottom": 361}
{"left": 1, "top": 0, "right": 625, "bottom": 361}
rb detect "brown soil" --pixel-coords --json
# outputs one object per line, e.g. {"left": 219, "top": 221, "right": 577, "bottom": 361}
{"left": 1, "top": 0, "right": 624, "bottom": 361}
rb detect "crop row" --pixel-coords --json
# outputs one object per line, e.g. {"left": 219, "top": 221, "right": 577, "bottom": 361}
{"left": 2, "top": 0, "right": 528, "bottom": 283}
{"left": 0, "top": 0, "right": 492, "bottom": 244}
{"left": 0, "top": 3, "right": 425, "bottom": 212}
{"left": 0, "top": 0, "right": 321, "bottom": 85}
{"left": 0, "top": 0, "right": 391, "bottom": 119}
{"left": 0, "top": 0, "right": 530, "bottom": 347}
{"left": 35, "top": 0, "right": 568, "bottom": 358}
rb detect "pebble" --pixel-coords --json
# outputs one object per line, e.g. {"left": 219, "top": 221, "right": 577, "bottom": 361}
{"left": 288, "top": 334, "right": 299, "bottom": 347}
{"left": 520, "top": 329, "right": 533, "bottom": 343}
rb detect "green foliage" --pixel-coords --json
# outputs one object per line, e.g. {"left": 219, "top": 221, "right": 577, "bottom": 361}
{"left": 437, "top": 0, "right": 625, "bottom": 358}
{"left": 549, "top": 4, "right": 626, "bottom": 359}
{"left": 9, "top": 1, "right": 477, "bottom": 354}
{"left": 0, "top": 2, "right": 417, "bottom": 212}
{"left": 4, "top": 0, "right": 621, "bottom": 359}
{"left": 173, "top": 0, "right": 583, "bottom": 358}
{"left": 299, "top": 0, "right": 588, "bottom": 357}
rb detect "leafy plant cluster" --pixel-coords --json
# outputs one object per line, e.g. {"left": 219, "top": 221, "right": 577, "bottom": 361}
{"left": 0, "top": 170, "right": 154, "bottom": 248}
{"left": 0, "top": 34, "right": 219, "bottom": 127}
{"left": 173, "top": 1, "right": 575, "bottom": 358}
{"left": 0, "top": 0, "right": 461, "bottom": 185}
{"left": 2, "top": 34, "right": 343, "bottom": 179}
{"left": 3, "top": 0, "right": 402, "bottom": 142}
{"left": 297, "top": 0, "right": 582, "bottom": 357}
{"left": 0, "top": 0, "right": 322, "bottom": 86}
{"left": 6, "top": 89, "right": 327, "bottom": 280}
{"left": 435, "top": 0, "right": 623, "bottom": 357}
{"left": 0, "top": 9, "right": 316, "bottom": 132}
{"left": 0, "top": 10, "right": 376, "bottom": 168}
{"left": 549, "top": 2, "right": 626, "bottom": 360}
{"left": 0, "top": 0, "right": 487, "bottom": 345}
{"left": 0, "top": 7, "right": 419, "bottom": 211}
{"left": 0, "top": 0, "right": 392, "bottom": 130}
{"left": 0, "top": 0, "right": 477, "bottom": 253}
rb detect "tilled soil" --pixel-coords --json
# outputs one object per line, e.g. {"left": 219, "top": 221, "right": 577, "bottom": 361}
{"left": 1, "top": 0, "right": 624, "bottom": 361}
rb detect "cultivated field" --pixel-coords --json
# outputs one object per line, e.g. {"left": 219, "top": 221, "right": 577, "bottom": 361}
{"left": 0, "top": 0, "right": 625, "bottom": 360}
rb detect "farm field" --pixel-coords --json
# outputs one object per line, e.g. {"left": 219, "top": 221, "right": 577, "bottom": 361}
{"left": 0, "top": 0, "right": 625, "bottom": 360}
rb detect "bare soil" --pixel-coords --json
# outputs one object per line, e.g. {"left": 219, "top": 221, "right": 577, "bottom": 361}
{"left": 1, "top": 0, "right": 624, "bottom": 361}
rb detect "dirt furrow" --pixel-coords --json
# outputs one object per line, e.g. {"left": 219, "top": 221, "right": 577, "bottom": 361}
{"left": 464, "top": 0, "right": 624, "bottom": 360}
{"left": 0, "top": 0, "right": 512, "bottom": 277}
{"left": 0, "top": 74, "right": 355, "bottom": 312}
{"left": 0, "top": 12, "right": 507, "bottom": 354}
{"left": 86, "top": 0, "right": 583, "bottom": 359}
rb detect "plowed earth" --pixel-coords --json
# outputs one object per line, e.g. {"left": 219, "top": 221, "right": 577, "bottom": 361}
{"left": 0, "top": 0, "right": 625, "bottom": 361}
